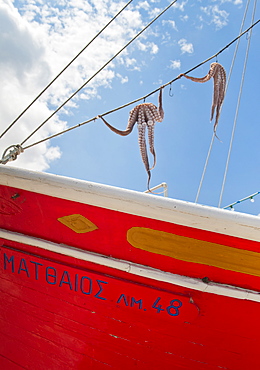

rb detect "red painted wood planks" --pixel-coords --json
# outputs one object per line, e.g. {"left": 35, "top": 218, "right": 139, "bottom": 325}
{"left": 1, "top": 243, "right": 260, "bottom": 369}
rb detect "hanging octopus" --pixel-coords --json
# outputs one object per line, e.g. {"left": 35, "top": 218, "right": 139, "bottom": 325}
{"left": 179, "top": 62, "right": 226, "bottom": 135}
{"left": 98, "top": 88, "right": 164, "bottom": 190}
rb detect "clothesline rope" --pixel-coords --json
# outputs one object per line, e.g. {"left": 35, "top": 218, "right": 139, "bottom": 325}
{"left": 23, "top": 19, "right": 260, "bottom": 152}
{"left": 0, "top": 18, "right": 259, "bottom": 165}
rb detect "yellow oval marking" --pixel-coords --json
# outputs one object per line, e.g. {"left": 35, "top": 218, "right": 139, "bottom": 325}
{"left": 127, "top": 227, "right": 260, "bottom": 277}
{"left": 58, "top": 214, "right": 98, "bottom": 234}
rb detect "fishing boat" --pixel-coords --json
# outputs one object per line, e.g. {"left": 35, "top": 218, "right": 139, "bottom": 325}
{"left": 1, "top": 0, "right": 260, "bottom": 368}
{"left": 0, "top": 164, "right": 260, "bottom": 369}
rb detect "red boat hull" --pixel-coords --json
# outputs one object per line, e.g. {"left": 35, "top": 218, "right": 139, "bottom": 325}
{"left": 1, "top": 167, "right": 260, "bottom": 369}
{"left": 1, "top": 242, "right": 260, "bottom": 370}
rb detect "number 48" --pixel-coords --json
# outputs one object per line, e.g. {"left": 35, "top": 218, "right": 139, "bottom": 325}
{"left": 152, "top": 297, "right": 182, "bottom": 316}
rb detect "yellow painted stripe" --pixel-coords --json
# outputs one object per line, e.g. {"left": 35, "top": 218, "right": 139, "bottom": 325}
{"left": 127, "top": 227, "right": 260, "bottom": 277}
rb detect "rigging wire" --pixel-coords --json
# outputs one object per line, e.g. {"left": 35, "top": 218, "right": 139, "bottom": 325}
{"left": 0, "top": 0, "right": 134, "bottom": 140}
{"left": 21, "top": 19, "right": 260, "bottom": 153}
{"left": 195, "top": 133, "right": 215, "bottom": 204}
{"left": 20, "top": 0, "right": 178, "bottom": 147}
{"left": 218, "top": 0, "right": 257, "bottom": 208}
{"left": 195, "top": 0, "right": 251, "bottom": 204}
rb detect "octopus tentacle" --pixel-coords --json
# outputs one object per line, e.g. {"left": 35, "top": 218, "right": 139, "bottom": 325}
{"left": 157, "top": 87, "right": 164, "bottom": 121}
{"left": 98, "top": 87, "right": 164, "bottom": 190}
{"left": 128, "top": 105, "right": 139, "bottom": 128}
{"left": 211, "top": 64, "right": 226, "bottom": 132}
{"left": 142, "top": 88, "right": 164, "bottom": 172}
{"left": 145, "top": 106, "right": 156, "bottom": 170}
{"left": 98, "top": 106, "right": 138, "bottom": 136}
{"left": 179, "top": 63, "right": 216, "bottom": 83}
{"left": 179, "top": 63, "right": 226, "bottom": 133}
{"left": 138, "top": 125, "right": 151, "bottom": 189}
{"left": 147, "top": 121, "right": 156, "bottom": 170}
{"left": 138, "top": 110, "right": 151, "bottom": 188}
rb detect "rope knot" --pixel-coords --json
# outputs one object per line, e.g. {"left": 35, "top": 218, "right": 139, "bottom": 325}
{"left": 0, "top": 144, "right": 24, "bottom": 165}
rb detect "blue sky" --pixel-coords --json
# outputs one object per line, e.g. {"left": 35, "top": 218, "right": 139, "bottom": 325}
{"left": 0, "top": 0, "right": 259, "bottom": 214}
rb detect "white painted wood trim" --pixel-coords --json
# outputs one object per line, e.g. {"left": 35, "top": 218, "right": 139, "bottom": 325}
{"left": 1, "top": 228, "right": 259, "bottom": 302}
{"left": 0, "top": 166, "right": 260, "bottom": 242}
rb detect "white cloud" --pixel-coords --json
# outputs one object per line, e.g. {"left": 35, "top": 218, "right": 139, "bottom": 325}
{"left": 169, "top": 60, "right": 181, "bottom": 69}
{"left": 212, "top": 6, "right": 229, "bottom": 29}
{"left": 162, "top": 20, "right": 178, "bottom": 31}
{"left": 0, "top": 0, "right": 238, "bottom": 172}
{"left": 212, "top": 0, "right": 242, "bottom": 4}
{"left": 150, "top": 43, "right": 159, "bottom": 54}
{"left": 178, "top": 38, "right": 194, "bottom": 54}
{"left": 44, "top": 145, "right": 62, "bottom": 162}
{"left": 116, "top": 73, "right": 129, "bottom": 84}
{"left": 147, "top": 7, "right": 161, "bottom": 18}
{"left": 0, "top": 0, "right": 159, "bottom": 171}
{"left": 124, "top": 57, "right": 140, "bottom": 71}
{"left": 136, "top": 1, "right": 150, "bottom": 11}
{"left": 180, "top": 14, "right": 189, "bottom": 22}
{"left": 136, "top": 40, "right": 159, "bottom": 54}
{"left": 200, "top": 5, "right": 229, "bottom": 29}
{"left": 135, "top": 1, "right": 161, "bottom": 20}
{"left": 172, "top": 1, "right": 188, "bottom": 12}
